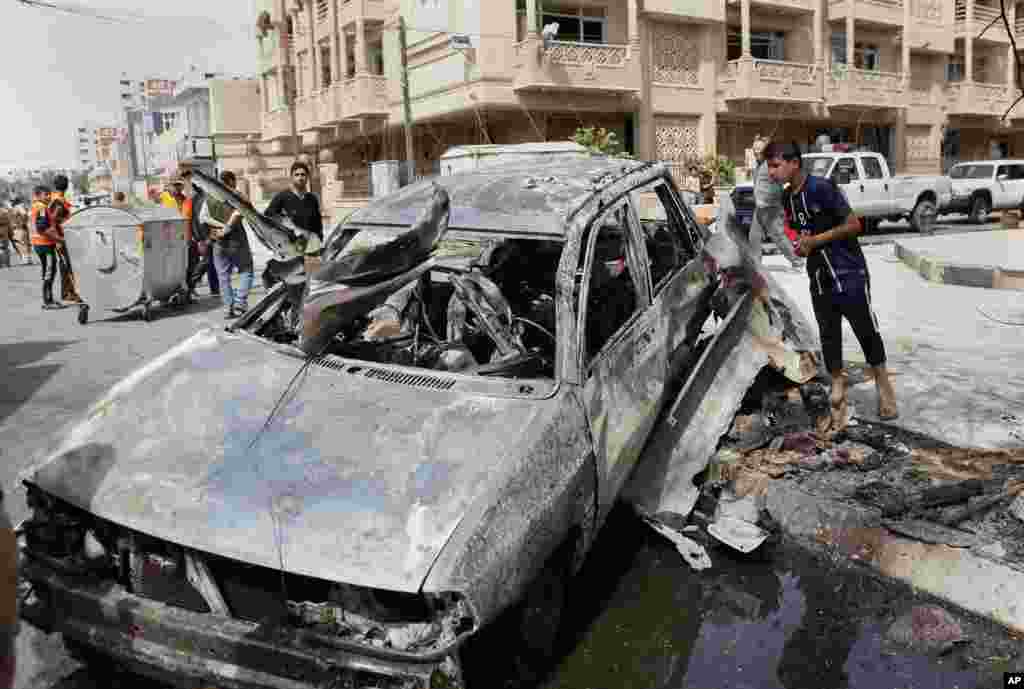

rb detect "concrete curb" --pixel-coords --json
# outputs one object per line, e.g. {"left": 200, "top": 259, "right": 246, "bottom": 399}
{"left": 765, "top": 481, "right": 1024, "bottom": 635}
{"left": 894, "top": 241, "right": 1024, "bottom": 290}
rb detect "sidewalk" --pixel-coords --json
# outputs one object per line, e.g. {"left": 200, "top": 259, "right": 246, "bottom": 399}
{"left": 894, "top": 229, "right": 1024, "bottom": 291}
{"left": 723, "top": 246, "right": 1024, "bottom": 636}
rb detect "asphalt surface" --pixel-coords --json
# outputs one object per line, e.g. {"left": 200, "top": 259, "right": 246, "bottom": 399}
{"left": 1, "top": 225, "right": 1018, "bottom": 689}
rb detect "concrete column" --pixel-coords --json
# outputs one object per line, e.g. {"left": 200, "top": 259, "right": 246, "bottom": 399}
{"left": 902, "top": 0, "right": 911, "bottom": 75}
{"left": 340, "top": 26, "right": 349, "bottom": 80}
{"left": 355, "top": 18, "right": 367, "bottom": 75}
{"left": 741, "top": 0, "right": 752, "bottom": 58}
{"left": 846, "top": 7, "right": 855, "bottom": 68}
{"left": 525, "top": 0, "right": 538, "bottom": 39}
{"left": 330, "top": 0, "right": 341, "bottom": 84}
{"left": 965, "top": 0, "right": 974, "bottom": 82}
{"left": 813, "top": 0, "right": 823, "bottom": 64}
{"left": 627, "top": 0, "right": 640, "bottom": 47}
{"left": 307, "top": 1, "right": 318, "bottom": 91}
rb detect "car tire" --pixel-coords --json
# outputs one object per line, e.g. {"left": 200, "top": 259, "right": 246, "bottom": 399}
{"left": 910, "top": 198, "right": 938, "bottom": 234}
{"left": 968, "top": 195, "right": 990, "bottom": 224}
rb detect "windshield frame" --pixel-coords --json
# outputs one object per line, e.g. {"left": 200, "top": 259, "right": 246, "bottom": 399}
{"left": 802, "top": 155, "right": 835, "bottom": 178}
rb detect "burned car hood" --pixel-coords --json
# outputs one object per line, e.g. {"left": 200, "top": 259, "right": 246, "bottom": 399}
{"left": 24, "top": 328, "right": 552, "bottom": 592}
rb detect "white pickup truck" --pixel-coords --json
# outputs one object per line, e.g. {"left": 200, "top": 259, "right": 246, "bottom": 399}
{"left": 944, "top": 159, "right": 1024, "bottom": 223}
{"left": 801, "top": 151, "right": 952, "bottom": 233}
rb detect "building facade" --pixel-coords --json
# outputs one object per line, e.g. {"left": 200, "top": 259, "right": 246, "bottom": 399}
{"left": 230, "top": 0, "right": 1024, "bottom": 218}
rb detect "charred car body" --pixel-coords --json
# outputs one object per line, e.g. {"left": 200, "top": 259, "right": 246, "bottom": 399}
{"left": 18, "top": 157, "right": 812, "bottom": 688}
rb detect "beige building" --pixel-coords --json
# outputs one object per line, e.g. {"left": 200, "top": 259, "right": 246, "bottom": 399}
{"left": 216, "top": 0, "right": 1024, "bottom": 218}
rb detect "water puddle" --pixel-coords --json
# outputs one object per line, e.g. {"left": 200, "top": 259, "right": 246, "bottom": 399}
{"left": 541, "top": 506, "right": 1020, "bottom": 689}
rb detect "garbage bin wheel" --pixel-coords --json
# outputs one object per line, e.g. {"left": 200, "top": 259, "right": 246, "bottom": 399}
{"left": 77, "top": 305, "right": 89, "bottom": 325}
{"left": 141, "top": 303, "right": 152, "bottom": 322}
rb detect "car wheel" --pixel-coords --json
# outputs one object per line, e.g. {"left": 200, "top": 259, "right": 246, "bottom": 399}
{"left": 910, "top": 199, "right": 938, "bottom": 234}
{"left": 968, "top": 195, "right": 990, "bottom": 224}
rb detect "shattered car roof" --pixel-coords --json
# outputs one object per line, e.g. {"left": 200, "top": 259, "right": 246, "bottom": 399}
{"left": 349, "top": 158, "right": 649, "bottom": 235}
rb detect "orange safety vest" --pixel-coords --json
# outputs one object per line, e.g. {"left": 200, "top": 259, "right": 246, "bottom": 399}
{"left": 30, "top": 201, "right": 56, "bottom": 246}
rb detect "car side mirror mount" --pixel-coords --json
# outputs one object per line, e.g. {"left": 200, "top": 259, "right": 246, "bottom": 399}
{"left": 997, "top": 174, "right": 1009, "bottom": 181}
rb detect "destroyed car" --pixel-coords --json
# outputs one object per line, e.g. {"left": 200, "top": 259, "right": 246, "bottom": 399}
{"left": 17, "top": 158, "right": 808, "bottom": 689}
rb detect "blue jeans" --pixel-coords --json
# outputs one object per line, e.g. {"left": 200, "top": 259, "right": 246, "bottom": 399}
{"left": 213, "top": 250, "right": 254, "bottom": 311}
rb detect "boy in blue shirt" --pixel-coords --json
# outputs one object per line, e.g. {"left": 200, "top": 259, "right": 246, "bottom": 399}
{"left": 763, "top": 141, "right": 898, "bottom": 429}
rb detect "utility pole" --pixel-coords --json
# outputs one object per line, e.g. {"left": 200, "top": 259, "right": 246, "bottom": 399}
{"left": 398, "top": 16, "right": 415, "bottom": 185}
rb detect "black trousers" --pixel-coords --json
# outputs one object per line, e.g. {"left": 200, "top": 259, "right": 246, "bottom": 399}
{"left": 34, "top": 245, "right": 57, "bottom": 304}
{"left": 810, "top": 279, "right": 887, "bottom": 374}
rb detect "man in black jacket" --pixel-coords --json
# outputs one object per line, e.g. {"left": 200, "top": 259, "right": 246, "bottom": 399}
{"left": 265, "top": 161, "right": 324, "bottom": 240}
{"left": 765, "top": 141, "right": 898, "bottom": 429}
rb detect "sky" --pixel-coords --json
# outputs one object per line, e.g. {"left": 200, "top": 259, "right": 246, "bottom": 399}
{"left": 0, "top": 0, "right": 256, "bottom": 170}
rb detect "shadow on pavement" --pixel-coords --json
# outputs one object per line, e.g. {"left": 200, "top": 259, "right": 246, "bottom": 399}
{"left": 83, "top": 293, "right": 226, "bottom": 325}
{"left": 0, "top": 341, "right": 78, "bottom": 426}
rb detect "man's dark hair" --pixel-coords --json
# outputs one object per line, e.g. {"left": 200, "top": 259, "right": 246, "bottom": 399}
{"left": 53, "top": 174, "right": 69, "bottom": 192}
{"left": 763, "top": 141, "right": 803, "bottom": 166}
{"left": 290, "top": 161, "right": 310, "bottom": 177}
{"left": 114, "top": 191, "right": 126, "bottom": 201}
{"left": 220, "top": 170, "right": 236, "bottom": 185}
{"left": 33, "top": 185, "right": 50, "bottom": 196}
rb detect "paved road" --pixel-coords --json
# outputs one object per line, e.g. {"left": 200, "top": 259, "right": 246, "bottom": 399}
{"left": 1, "top": 263, "right": 239, "bottom": 689}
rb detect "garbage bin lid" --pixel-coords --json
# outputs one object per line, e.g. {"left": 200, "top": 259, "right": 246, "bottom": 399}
{"left": 64, "top": 205, "right": 182, "bottom": 229}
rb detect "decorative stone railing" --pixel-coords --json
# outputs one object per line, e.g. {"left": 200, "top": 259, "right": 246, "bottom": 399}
{"left": 547, "top": 41, "right": 629, "bottom": 67}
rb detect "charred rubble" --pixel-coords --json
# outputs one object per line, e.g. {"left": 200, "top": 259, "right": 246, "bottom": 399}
{"left": 249, "top": 245, "right": 561, "bottom": 380}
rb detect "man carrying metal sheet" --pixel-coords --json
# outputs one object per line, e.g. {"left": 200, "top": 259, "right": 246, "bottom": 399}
{"left": 50, "top": 175, "right": 83, "bottom": 304}
{"left": 199, "top": 171, "right": 254, "bottom": 319}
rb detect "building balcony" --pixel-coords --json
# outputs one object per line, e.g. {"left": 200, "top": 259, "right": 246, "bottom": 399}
{"left": 262, "top": 108, "right": 293, "bottom": 141}
{"left": 335, "top": 74, "right": 389, "bottom": 119}
{"left": 955, "top": 1, "right": 1010, "bottom": 42}
{"left": 720, "top": 58, "right": 823, "bottom": 103}
{"left": 726, "top": 0, "right": 817, "bottom": 13}
{"left": 945, "top": 80, "right": 1012, "bottom": 116}
{"left": 339, "top": 0, "right": 392, "bottom": 26}
{"left": 512, "top": 39, "right": 641, "bottom": 95}
{"left": 829, "top": 0, "right": 904, "bottom": 26}
{"left": 645, "top": 0, "right": 724, "bottom": 23}
{"left": 824, "top": 66, "right": 906, "bottom": 108}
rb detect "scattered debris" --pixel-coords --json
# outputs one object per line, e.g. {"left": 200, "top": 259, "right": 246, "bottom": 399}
{"left": 933, "top": 480, "right": 1024, "bottom": 527}
{"left": 643, "top": 517, "right": 713, "bottom": 571}
{"left": 727, "top": 413, "right": 772, "bottom": 451}
{"left": 909, "top": 447, "right": 1024, "bottom": 482}
{"left": 886, "top": 605, "right": 968, "bottom": 655}
{"left": 708, "top": 518, "right": 769, "bottom": 554}
{"left": 978, "top": 542, "right": 1007, "bottom": 559}
{"left": 853, "top": 481, "right": 907, "bottom": 516}
{"left": 1011, "top": 494, "right": 1024, "bottom": 524}
{"left": 882, "top": 519, "right": 979, "bottom": 548}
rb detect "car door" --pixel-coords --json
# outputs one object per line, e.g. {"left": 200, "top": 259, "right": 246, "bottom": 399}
{"left": 577, "top": 199, "right": 664, "bottom": 518}
{"left": 858, "top": 155, "right": 893, "bottom": 216}
{"left": 993, "top": 164, "right": 1015, "bottom": 209}
{"left": 830, "top": 157, "right": 864, "bottom": 213}
{"left": 628, "top": 179, "right": 708, "bottom": 383}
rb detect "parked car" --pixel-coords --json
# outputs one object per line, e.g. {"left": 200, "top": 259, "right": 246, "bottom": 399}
{"left": 19, "top": 157, "right": 750, "bottom": 689}
{"left": 731, "top": 150, "right": 952, "bottom": 234}
{"left": 944, "top": 159, "right": 1024, "bottom": 223}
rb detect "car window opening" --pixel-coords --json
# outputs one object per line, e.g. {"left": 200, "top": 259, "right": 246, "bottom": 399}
{"left": 246, "top": 230, "right": 562, "bottom": 380}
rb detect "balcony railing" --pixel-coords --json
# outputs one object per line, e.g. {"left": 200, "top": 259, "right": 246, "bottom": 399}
{"left": 825, "top": 66, "right": 906, "bottom": 107}
{"left": 946, "top": 80, "right": 1011, "bottom": 115}
{"left": 955, "top": 0, "right": 1001, "bottom": 24}
{"left": 721, "top": 58, "right": 821, "bottom": 102}
{"left": 262, "top": 109, "right": 293, "bottom": 141}
{"left": 513, "top": 39, "right": 639, "bottom": 93}
{"left": 1016, "top": 14, "right": 1024, "bottom": 35}
{"left": 547, "top": 41, "right": 629, "bottom": 68}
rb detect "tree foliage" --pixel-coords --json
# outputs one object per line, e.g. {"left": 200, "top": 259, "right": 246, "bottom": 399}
{"left": 571, "top": 127, "right": 632, "bottom": 158}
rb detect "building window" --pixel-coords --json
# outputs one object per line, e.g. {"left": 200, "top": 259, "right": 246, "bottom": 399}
{"left": 540, "top": 6, "right": 607, "bottom": 44}
{"left": 947, "top": 55, "right": 988, "bottom": 82}
{"left": 831, "top": 33, "right": 880, "bottom": 70}
{"left": 320, "top": 44, "right": 332, "bottom": 87}
{"left": 727, "top": 29, "right": 785, "bottom": 61}
{"left": 297, "top": 51, "right": 307, "bottom": 96}
{"left": 368, "top": 39, "right": 384, "bottom": 75}
{"left": 316, "top": 0, "right": 329, "bottom": 23}
{"left": 346, "top": 38, "right": 356, "bottom": 78}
